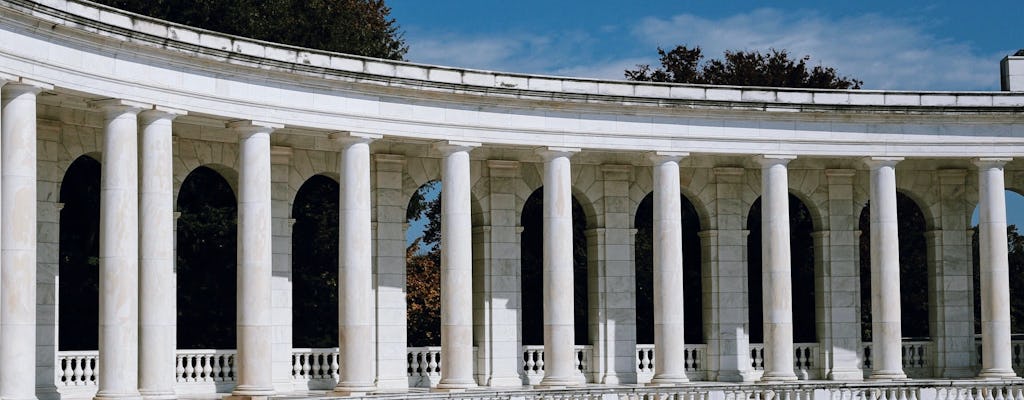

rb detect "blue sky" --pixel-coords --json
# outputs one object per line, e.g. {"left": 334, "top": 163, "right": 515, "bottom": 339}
{"left": 392, "top": 1, "right": 1024, "bottom": 242}
{"left": 390, "top": 0, "right": 1022, "bottom": 91}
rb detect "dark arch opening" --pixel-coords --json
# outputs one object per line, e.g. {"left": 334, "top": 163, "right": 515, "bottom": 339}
{"left": 521, "top": 187, "right": 589, "bottom": 346}
{"left": 634, "top": 192, "right": 704, "bottom": 344}
{"left": 177, "top": 166, "right": 237, "bottom": 349}
{"left": 292, "top": 175, "right": 340, "bottom": 348}
{"left": 859, "top": 191, "right": 929, "bottom": 341}
{"left": 971, "top": 190, "right": 1024, "bottom": 336}
{"left": 407, "top": 180, "right": 442, "bottom": 347}
{"left": 58, "top": 155, "right": 101, "bottom": 351}
{"left": 747, "top": 193, "right": 816, "bottom": 343}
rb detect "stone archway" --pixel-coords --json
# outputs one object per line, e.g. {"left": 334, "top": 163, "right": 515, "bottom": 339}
{"left": 176, "top": 166, "right": 237, "bottom": 349}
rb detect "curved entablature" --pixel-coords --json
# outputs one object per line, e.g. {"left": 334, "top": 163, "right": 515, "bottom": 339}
{"left": 0, "top": 0, "right": 1023, "bottom": 158}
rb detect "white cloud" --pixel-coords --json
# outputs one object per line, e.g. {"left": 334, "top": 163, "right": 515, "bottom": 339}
{"left": 402, "top": 9, "right": 1007, "bottom": 90}
{"left": 404, "top": 30, "right": 599, "bottom": 77}
{"left": 632, "top": 9, "right": 1004, "bottom": 91}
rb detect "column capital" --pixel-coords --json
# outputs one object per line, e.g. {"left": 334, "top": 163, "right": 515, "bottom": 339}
{"left": 754, "top": 154, "right": 796, "bottom": 168}
{"left": 861, "top": 156, "right": 904, "bottom": 169}
{"left": 89, "top": 98, "right": 149, "bottom": 115}
{"left": 647, "top": 151, "right": 689, "bottom": 165}
{"left": 227, "top": 120, "right": 282, "bottom": 138}
{"left": 139, "top": 105, "right": 187, "bottom": 122}
{"left": 973, "top": 157, "right": 1013, "bottom": 169}
{"left": 1, "top": 77, "right": 53, "bottom": 96}
{"left": 535, "top": 146, "right": 580, "bottom": 161}
{"left": 433, "top": 140, "right": 481, "bottom": 155}
{"left": 329, "top": 130, "right": 381, "bottom": 145}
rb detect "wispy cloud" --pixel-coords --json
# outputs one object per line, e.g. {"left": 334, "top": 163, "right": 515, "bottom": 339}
{"left": 633, "top": 9, "right": 1005, "bottom": 91}
{"left": 404, "top": 30, "right": 602, "bottom": 77}
{"left": 402, "top": 9, "right": 1008, "bottom": 90}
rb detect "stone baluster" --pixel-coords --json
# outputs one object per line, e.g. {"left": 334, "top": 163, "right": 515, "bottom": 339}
{"left": 436, "top": 141, "right": 480, "bottom": 390}
{"left": 0, "top": 78, "right": 50, "bottom": 400}
{"left": 650, "top": 152, "right": 690, "bottom": 385}
{"left": 756, "top": 155, "right": 797, "bottom": 382}
{"left": 334, "top": 132, "right": 381, "bottom": 395}
{"left": 974, "top": 157, "right": 1018, "bottom": 378}
{"left": 230, "top": 120, "right": 282, "bottom": 398}
{"left": 864, "top": 157, "right": 907, "bottom": 380}
{"left": 537, "top": 147, "right": 584, "bottom": 387}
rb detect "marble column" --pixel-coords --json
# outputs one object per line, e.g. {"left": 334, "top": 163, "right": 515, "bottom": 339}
{"left": 756, "top": 155, "right": 797, "bottom": 382}
{"left": 92, "top": 99, "right": 145, "bottom": 400}
{"left": 436, "top": 141, "right": 481, "bottom": 390}
{"left": 138, "top": 107, "right": 184, "bottom": 400}
{"left": 230, "top": 120, "right": 282, "bottom": 398}
{"left": 864, "top": 157, "right": 906, "bottom": 380}
{"left": 537, "top": 147, "right": 583, "bottom": 387}
{"left": 1, "top": 79, "right": 48, "bottom": 400}
{"left": 974, "top": 157, "right": 1017, "bottom": 379}
{"left": 334, "top": 132, "right": 381, "bottom": 396}
{"left": 649, "top": 152, "right": 690, "bottom": 385}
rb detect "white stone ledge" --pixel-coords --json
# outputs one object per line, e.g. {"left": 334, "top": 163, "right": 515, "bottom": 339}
{"left": 5, "top": 0, "right": 1022, "bottom": 113}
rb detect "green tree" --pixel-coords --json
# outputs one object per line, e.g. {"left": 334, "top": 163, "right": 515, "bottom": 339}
{"left": 973, "top": 224, "right": 1024, "bottom": 336}
{"left": 292, "top": 176, "right": 340, "bottom": 348}
{"left": 92, "top": 0, "right": 408, "bottom": 60}
{"left": 406, "top": 181, "right": 442, "bottom": 347}
{"left": 626, "top": 45, "right": 862, "bottom": 89}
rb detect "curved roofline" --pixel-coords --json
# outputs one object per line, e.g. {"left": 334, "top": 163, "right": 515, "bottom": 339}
{"left": 8, "top": 0, "right": 1023, "bottom": 110}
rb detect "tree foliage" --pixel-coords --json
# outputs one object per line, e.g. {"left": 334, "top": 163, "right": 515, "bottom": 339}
{"left": 406, "top": 181, "right": 442, "bottom": 347}
{"left": 292, "top": 175, "right": 340, "bottom": 348}
{"left": 973, "top": 224, "right": 1024, "bottom": 335}
{"left": 93, "top": 0, "right": 408, "bottom": 60}
{"left": 57, "top": 156, "right": 101, "bottom": 351}
{"left": 176, "top": 167, "right": 238, "bottom": 349}
{"left": 520, "top": 188, "right": 590, "bottom": 346}
{"left": 747, "top": 194, "right": 816, "bottom": 343}
{"left": 859, "top": 193, "right": 929, "bottom": 341}
{"left": 626, "top": 45, "right": 862, "bottom": 89}
{"left": 634, "top": 193, "right": 704, "bottom": 345}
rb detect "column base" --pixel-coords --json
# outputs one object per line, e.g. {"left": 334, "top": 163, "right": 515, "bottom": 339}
{"left": 536, "top": 375, "right": 585, "bottom": 388}
{"left": 224, "top": 395, "right": 271, "bottom": 400}
{"left": 434, "top": 379, "right": 478, "bottom": 391}
{"left": 760, "top": 372, "right": 798, "bottom": 382}
{"left": 650, "top": 374, "right": 690, "bottom": 385}
{"left": 226, "top": 387, "right": 274, "bottom": 400}
{"left": 333, "top": 383, "right": 378, "bottom": 397}
{"left": 138, "top": 389, "right": 176, "bottom": 400}
{"left": 978, "top": 369, "right": 1021, "bottom": 380}
{"left": 868, "top": 370, "right": 908, "bottom": 381}
{"left": 95, "top": 391, "right": 143, "bottom": 400}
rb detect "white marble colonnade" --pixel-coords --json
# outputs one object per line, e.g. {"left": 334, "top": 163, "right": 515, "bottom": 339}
{"left": 436, "top": 141, "right": 480, "bottom": 390}
{"left": 757, "top": 155, "right": 798, "bottom": 382}
{"left": 975, "top": 158, "right": 1018, "bottom": 379}
{"left": 1, "top": 78, "right": 50, "bottom": 400}
{"left": 93, "top": 99, "right": 144, "bottom": 400}
{"left": 538, "top": 147, "right": 584, "bottom": 388}
{"left": 649, "top": 152, "right": 690, "bottom": 385}
{"left": 335, "top": 132, "right": 381, "bottom": 396}
{"left": 1, "top": 85, "right": 1023, "bottom": 400}
{"left": 138, "top": 107, "right": 184, "bottom": 400}
{"left": 231, "top": 120, "right": 281, "bottom": 398}
{"left": 866, "top": 157, "right": 907, "bottom": 380}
